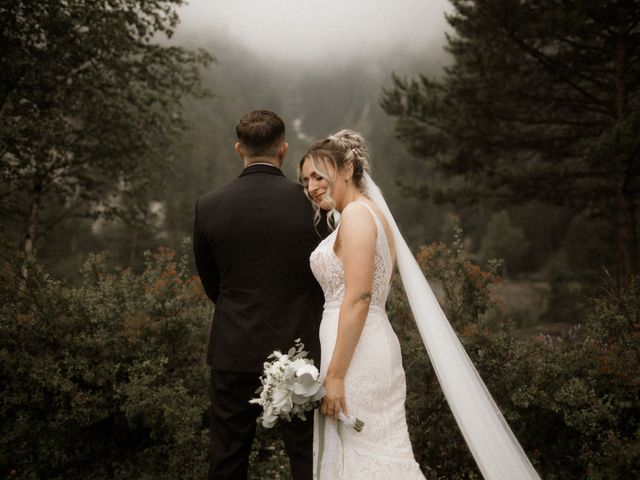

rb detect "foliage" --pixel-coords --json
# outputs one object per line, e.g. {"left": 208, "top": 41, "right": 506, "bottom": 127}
{"left": 248, "top": 428, "right": 293, "bottom": 480}
{"left": 416, "top": 222, "right": 502, "bottom": 325}
{"left": 0, "top": 0, "right": 212, "bottom": 254}
{"left": 381, "top": 0, "right": 640, "bottom": 284}
{"left": 390, "top": 231, "right": 640, "bottom": 479}
{"left": 0, "top": 242, "right": 211, "bottom": 479}
{"left": 2, "top": 229, "right": 639, "bottom": 479}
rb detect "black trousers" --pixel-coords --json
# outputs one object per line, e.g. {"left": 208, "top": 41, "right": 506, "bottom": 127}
{"left": 208, "top": 369, "right": 313, "bottom": 480}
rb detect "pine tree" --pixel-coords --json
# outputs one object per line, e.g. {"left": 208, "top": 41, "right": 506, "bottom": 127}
{"left": 381, "top": 0, "right": 640, "bottom": 286}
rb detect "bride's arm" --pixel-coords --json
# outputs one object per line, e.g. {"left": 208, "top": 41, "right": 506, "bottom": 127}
{"left": 321, "top": 202, "right": 376, "bottom": 420}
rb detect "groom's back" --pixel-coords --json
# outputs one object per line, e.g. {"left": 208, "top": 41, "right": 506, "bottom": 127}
{"left": 194, "top": 164, "right": 323, "bottom": 372}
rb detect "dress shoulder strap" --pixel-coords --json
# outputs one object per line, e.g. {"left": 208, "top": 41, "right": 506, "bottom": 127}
{"left": 354, "top": 200, "right": 394, "bottom": 268}
{"left": 354, "top": 200, "right": 382, "bottom": 228}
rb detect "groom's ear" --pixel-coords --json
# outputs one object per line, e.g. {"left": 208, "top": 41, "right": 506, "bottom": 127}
{"left": 277, "top": 141, "right": 288, "bottom": 162}
{"left": 234, "top": 142, "right": 245, "bottom": 161}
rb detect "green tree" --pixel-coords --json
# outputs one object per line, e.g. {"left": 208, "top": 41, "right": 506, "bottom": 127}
{"left": 0, "top": 0, "right": 212, "bottom": 263}
{"left": 381, "top": 0, "right": 640, "bottom": 287}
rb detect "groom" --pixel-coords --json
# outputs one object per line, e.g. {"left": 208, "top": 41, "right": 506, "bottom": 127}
{"left": 193, "top": 109, "right": 325, "bottom": 480}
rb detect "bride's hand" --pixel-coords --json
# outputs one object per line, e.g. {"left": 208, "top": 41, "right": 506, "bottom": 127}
{"left": 320, "top": 374, "right": 348, "bottom": 421}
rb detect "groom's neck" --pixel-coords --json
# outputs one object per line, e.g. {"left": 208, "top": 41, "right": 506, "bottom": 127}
{"left": 244, "top": 156, "right": 281, "bottom": 168}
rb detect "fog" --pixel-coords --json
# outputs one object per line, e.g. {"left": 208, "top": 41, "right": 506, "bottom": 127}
{"left": 166, "top": 0, "right": 454, "bottom": 217}
{"left": 177, "top": 0, "right": 452, "bottom": 67}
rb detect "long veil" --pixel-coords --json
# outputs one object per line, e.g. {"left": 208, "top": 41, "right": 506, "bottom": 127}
{"left": 364, "top": 172, "right": 541, "bottom": 480}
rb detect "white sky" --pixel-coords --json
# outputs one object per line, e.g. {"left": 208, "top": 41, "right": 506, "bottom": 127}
{"left": 177, "top": 0, "right": 452, "bottom": 64}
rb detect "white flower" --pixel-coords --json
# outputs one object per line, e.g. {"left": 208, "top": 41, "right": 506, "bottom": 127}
{"left": 251, "top": 341, "right": 330, "bottom": 428}
{"left": 271, "top": 383, "right": 293, "bottom": 415}
{"left": 291, "top": 364, "right": 323, "bottom": 403}
{"left": 287, "top": 358, "right": 309, "bottom": 376}
{"left": 261, "top": 404, "right": 278, "bottom": 428}
{"left": 295, "top": 363, "right": 319, "bottom": 381}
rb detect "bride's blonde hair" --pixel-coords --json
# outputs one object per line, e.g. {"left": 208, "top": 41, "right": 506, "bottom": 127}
{"left": 298, "top": 129, "right": 371, "bottom": 229}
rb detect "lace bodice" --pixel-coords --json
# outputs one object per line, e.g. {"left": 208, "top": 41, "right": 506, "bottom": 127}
{"left": 310, "top": 201, "right": 392, "bottom": 308}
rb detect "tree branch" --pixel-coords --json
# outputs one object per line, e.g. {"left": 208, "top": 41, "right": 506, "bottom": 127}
{"left": 503, "top": 28, "right": 612, "bottom": 113}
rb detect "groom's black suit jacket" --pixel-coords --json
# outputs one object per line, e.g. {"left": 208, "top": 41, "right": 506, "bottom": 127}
{"left": 193, "top": 163, "right": 325, "bottom": 372}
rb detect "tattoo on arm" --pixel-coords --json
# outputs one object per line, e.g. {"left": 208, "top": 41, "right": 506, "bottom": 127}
{"left": 358, "top": 291, "right": 372, "bottom": 303}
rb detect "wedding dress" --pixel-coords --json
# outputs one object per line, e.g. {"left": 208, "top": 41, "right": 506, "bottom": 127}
{"left": 310, "top": 200, "right": 426, "bottom": 480}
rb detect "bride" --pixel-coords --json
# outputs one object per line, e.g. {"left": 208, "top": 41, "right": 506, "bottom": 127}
{"left": 299, "top": 131, "right": 541, "bottom": 480}
{"left": 300, "top": 131, "right": 425, "bottom": 479}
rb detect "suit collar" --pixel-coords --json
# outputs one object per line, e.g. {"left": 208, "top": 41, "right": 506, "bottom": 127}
{"left": 239, "top": 163, "right": 285, "bottom": 177}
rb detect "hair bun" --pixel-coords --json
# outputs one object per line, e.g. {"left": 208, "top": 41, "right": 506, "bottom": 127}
{"left": 333, "top": 129, "right": 370, "bottom": 176}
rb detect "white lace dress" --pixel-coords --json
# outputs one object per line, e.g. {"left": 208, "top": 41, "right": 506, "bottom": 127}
{"left": 310, "top": 201, "right": 425, "bottom": 480}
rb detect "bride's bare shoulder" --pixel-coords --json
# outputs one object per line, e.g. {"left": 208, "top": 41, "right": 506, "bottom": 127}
{"left": 346, "top": 199, "right": 396, "bottom": 261}
{"left": 336, "top": 202, "right": 376, "bottom": 242}
{"left": 340, "top": 201, "right": 376, "bottom": 227}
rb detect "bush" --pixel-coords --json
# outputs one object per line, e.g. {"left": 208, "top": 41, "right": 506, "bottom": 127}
{"left": 390, "top": 228, "right": 640, "bottom": 479}
{"left": 248, "top": 427, "right": 292, "bottom": 480}
{"left": 0, "top": 243, "right": 211, "bottom": 479}
{"left": 2, "top": 233, "right": 638, "bottom": 479}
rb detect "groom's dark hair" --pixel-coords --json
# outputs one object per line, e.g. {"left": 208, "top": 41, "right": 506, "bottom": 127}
{"left": 236, "top": 110, "right": 286, "bottom": 158}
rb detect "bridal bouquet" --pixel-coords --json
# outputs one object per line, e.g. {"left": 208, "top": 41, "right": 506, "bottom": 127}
{"left": 250, "top": 339, "right": 364, "bottom": 432}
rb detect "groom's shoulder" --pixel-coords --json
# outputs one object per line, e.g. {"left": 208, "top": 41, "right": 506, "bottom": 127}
{"left": 278, "top": 176, "right": 307, "bottom": 194}
{"left": 195, "top": 174, "right": 307, "bottom": 210}
{"left": 197, "top": 176, "right": 242, "bottom": 202}
{"left": 193, "top": 183, "right": 235, "bottom": 220}
{"left": 236, "top": 171, "right": 308, "bottom": 200}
